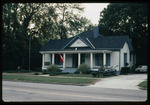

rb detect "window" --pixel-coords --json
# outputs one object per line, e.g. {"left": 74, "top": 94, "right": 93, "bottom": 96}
{"left": 124, "top": 53, "right": 127, "bottom": 66}
{"left": 44, "top": 62, "right": 50, "bottom": 66}
{"left": 95, "top": 54, "right": 103, "bottom": 66}
{"left": 106, "top": 54, "right": 111, "bottom": 66}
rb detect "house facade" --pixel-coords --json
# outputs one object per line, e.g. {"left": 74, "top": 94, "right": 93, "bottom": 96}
{"left": 39, "top": 27, "right": 135, "bottom": 74}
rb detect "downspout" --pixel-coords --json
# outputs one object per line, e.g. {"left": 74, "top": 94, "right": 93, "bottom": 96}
{"left": 119, "top": 49, "right": 121, "bottom": 75}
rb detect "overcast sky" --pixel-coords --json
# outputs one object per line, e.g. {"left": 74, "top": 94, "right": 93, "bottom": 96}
{"left": 81, "top": 3, "right": 109, "bottom": 25}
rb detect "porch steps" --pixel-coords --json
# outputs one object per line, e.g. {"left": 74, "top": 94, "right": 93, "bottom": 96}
{"left": 60, "top": 68, "right": 77, "bottom": 74}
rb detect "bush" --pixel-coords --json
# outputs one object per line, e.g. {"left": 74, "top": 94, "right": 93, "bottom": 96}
{"left": 34, "top": 72, "right": 39, "bottom": 75}
{"left": 91, "top": 71, "right": 98, "bottom": 77}
{"left": 49, "top": 72, "right": 57, "bottom": 76}
{"left": 47, "top": 65, "right": 60, "bottom": 76}
{"left": 130, "top": 66, "right": 136, "bottom": 74}
{"left": 120, "top": 67, "right": 130, "bottom": 74}
{"left": 76, "top": 64, "right": 90, "bottom": 74}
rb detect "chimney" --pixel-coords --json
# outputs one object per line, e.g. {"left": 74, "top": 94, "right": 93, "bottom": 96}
{"left": 93, "top": 26, "right": 99, "bottom": 38}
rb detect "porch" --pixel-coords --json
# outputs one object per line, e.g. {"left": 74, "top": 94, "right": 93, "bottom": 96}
{"left": 41, "top": 50, "right": 113, "bottom": 72}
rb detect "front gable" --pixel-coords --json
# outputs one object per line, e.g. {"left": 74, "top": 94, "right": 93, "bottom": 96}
{"left": 121, "top": 42, "right": 130, "bottom": 52}
{"left": 63, "top": 36, "right": 93, "bottom": 49}
{"left": 70, "top": 38, "right": 88, "bottom": 47}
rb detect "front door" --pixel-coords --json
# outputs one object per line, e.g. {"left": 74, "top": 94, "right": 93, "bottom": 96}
{"left": 72, "top": 54, "right": 78, "bottom": 68}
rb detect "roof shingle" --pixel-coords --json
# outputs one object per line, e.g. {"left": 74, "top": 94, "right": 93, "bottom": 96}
{"left": 40, "top": 28, "right": 133, "bottom": 51}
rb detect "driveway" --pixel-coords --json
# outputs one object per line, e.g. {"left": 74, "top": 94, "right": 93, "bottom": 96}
{"left": 88, "top": 74, "right": 147, "bottom": 90}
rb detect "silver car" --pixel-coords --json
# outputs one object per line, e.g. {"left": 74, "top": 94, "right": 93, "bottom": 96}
{"left": 135, "top": 65, "right": 148, "bottom": 72}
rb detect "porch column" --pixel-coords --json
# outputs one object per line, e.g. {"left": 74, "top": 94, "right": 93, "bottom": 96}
{"left": 52, "top": 53, "right": 55, "bottom": 65}
{"left": 78, "top": 53, "right": 81, "bottom": 67}
{"left": 90, "top": 53, "right": 93, "bottom": 69}
{"left": 42, "top": 53, "right": 45, "bottom": 68}
{"left": 103, "top": 52, "right": 106, "bottom": 66}
{"left": 63, "top": 53, "right": 66, "bottom": 69}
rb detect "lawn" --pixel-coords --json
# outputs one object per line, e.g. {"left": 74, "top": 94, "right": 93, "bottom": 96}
{"left": 2, "top": 73, "right": 99, "bottom": 86}
{"left": 138, "top": 80, "right": 147, "bottom": 89}
{"left": 58, "top": 73, "right": 115, "bottom": 78}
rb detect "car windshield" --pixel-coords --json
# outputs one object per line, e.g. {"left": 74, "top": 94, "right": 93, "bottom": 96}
{"left": 138, "top": 65, "right": 147, "bottom": 68}
{"left": 138, "top": 66, "right": 142, "bottom": 68}
{"left": 141, "top": 66, "right": 147, "bottom": 69}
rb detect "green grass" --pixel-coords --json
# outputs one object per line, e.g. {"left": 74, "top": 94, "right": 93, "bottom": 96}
{"left": 138, "top": 80, "right": 147, "bottom": 89}
{"left": 56, "top": 73, "right": 116, "bottom": 78}
{"left": 2, "top": 74, "right": 98, "bottom": 86}
{"left": 58, "top": 74, "right": 93, "bottom": 78}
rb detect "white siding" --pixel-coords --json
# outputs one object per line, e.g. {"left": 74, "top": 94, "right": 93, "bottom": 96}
{"left": 111, "top": 51, "right": 119, "bottom": 71}
{"left": 66, "top": 54, "right": 72, "bottom": 67}
{"left": 42, "top": 53, "right": 50, "bottom": 70}
{"left": 85, "top": 54, "right": 90, "bottom": 66}
{"left": 93, "top": 54, "right": 95, "bottom": 66}
{"left": 130, "top": 54, "right": 133, "bottom": 67}
{"left": 70, "top": 39, "right": 88, "bottom": 47}
{"left": 120, "top": 42, "right": 130, "bottom": 68}
{"left": 44, "top": 54, "right": 50, "bottom": 62}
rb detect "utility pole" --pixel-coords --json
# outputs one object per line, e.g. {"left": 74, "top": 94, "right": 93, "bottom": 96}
{"left": 28, "top": 23, "right": 35, "bottom": 71}
{"left": 29, "top": 35, "right": 31, "bottom": 71}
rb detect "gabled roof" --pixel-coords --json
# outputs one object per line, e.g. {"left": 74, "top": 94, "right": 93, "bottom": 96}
{"left": 40, "top": 28, "right": 133, "bottom": 51}
{"left": 63, "top": 36, "right": 93, "bottom": 49}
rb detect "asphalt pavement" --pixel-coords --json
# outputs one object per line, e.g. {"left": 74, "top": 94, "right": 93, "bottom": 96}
{"left": 2, "top": 80, "right": 147, "bottom": 102}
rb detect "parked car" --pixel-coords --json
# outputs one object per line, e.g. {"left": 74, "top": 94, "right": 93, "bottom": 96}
{"left": 135, "top": 65, "right": 148, "bottom": 73}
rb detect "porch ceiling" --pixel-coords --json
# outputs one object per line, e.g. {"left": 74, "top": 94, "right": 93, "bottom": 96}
{"left": 40, "top": 50, "right": 113, "bottom": 54}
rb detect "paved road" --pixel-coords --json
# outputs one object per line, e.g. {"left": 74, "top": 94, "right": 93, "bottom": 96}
{"left": 2, "top": 81, "right": 147, "bottom": 102}
{"left": 88, "top": 74, "right": 147, "bottom": 90}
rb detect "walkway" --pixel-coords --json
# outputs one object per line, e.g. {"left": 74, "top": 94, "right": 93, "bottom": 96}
{"left": 88, "top": 74, "right": 147, "bottom": 90}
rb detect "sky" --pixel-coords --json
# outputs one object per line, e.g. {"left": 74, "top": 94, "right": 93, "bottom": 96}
{"left": 81, "top": 3, "right": 109, "bottom": 25}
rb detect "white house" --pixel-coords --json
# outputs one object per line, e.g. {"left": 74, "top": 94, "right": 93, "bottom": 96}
{"left": 39, "top": 27, "right": 135, "bottom": 74}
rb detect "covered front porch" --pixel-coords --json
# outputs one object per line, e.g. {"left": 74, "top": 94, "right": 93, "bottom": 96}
{"left": 41, "top": 50, "right": 113, "bottom": 72}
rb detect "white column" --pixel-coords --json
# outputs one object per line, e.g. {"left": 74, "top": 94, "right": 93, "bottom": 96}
{"left": 90, "top": 53, "right": 93, "bottom": 69}
{"left": 42, "top": 53, "right": 45, "bottom": 68}
{"left": 52, "top": 53, "right": 55, "bottom": 65}
{"left": 103, "top": 52, "right": 106, "bottom": 66}
{"left": 63, "top": 53, "right": 66, "bottom": 69}
{"left": 78, "top": 53, "right": 81, "bottom": 67}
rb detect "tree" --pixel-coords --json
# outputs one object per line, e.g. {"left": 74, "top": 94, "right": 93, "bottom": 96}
{"left": 54, "top": 3, "right": 93, "bottom": 39}
{"left": 2, "top": 3, "right": 93, "bottom": 71}
{"left": 2, "top": 3, "right": 44, "bottom": 70}
{"left": 98, "top": 3, "right": 148, "bottom": 66}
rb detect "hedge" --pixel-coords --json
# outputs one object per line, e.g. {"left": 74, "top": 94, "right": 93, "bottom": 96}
{"left": 120, "top": 67, "right": 130, "bottom": 74}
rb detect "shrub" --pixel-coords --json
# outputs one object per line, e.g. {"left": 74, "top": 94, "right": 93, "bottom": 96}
{"left": 34, "top": 72, "right": 39, "bottom": 75}
{"left": 49, "top": 72, "right": 57, "bottom": 76}
{"left": 47, "top": 65, "right": 60, "bottom": 76}
{"left": 130, "top": 66, "right": 136, "bottom": 74}
{"left": 91, "top": 71, "right": 98, "bottom": 77}
{"left": 120, "top": 67, "right": 130, "bottom": 74}
{"left": 76, "top": 64, "right": 90, "bottom": 74}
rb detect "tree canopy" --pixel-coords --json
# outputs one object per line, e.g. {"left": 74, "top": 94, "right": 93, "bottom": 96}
{"left": 2, "top": 3, "right": 93, "bottom": 71}
{"left": 98, "top": 3, "right": 148, "bottom": 66}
